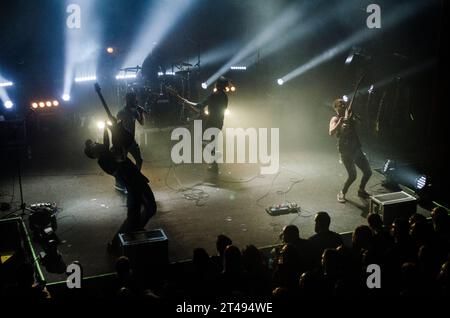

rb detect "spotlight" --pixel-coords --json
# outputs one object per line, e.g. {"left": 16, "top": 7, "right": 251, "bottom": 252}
{"left": 342, "top": 95, "right": 349, "bottom": 102}
{"left": 230, "top": 66, "right": 247, "bottom": 70}
{"left": 115, "top": 74, "right": 137, "bottom": 80}
{"left": 62, "top": 94, "right": 70, "bottom": 101}
{"left": 46, "top": 101, "right": 52, "bottom": 107}
{"left": 74, "top": 76, "right": 97, "bottom": 83}
{"left": 165, "top": 71, "right": 175, "bottom": 76}
{"left": 157, "top": 72, "right": 164, "bottom": 76}
{"left": 204, "top": 109, "right": 209, "bottom": 116}
{"left": 382, "top": 159, "right": 395, "bottom": 175}
{"left": 230, "top": 86, "right": 236, "bottom": 92}
{"left": 201, "top": 83, "right": 208, "bottom": 89}
{"left": 277, "top": 79, "right": 284, "bottom": 86}
{"left": 52, "top": 100, "right": 59, "bottom": 106}
{"left": 31, "top": 102, "right": 38, "bottom": 109}
{"left": 0, "top": 81, "right": 13, "bottom": 87}
{"left": 96, "top": 121, "right": 105, "bottom": 130}
{"left": 106, "top": 47, "right": 114, "bottom": 54}
{"left": 4, "top": 100, "right": 13, "bottom": 109}
{"left": 225, "top": 87, "right": 230, "bottom": 92}
{"left": 345, "top": 53, "right": 354, "bottom": 65}
{"left": 415, "top": 175, "right": 427, "bottom": 190}
{"left": 39, "top": 102, "right": 45, "bottom": 108}
{"left": 213, "top": 88, "right": 217, "bottom": 93}
{"left": 225, "top": 109, "right": 230, "bottom": 116}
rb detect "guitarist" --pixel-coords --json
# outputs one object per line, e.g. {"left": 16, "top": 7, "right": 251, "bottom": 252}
{"left": 329, "top": 98, "right": 372, "bottom": 203}
{"left": 84, "top": 127, "right": 157, "bottom": 252}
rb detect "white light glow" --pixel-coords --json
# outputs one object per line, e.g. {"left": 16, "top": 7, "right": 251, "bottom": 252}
{"left": 277, "top": 79, "right": 284, "bottom": 86}
{"left": 115, "top": 73, "right": 137, "bottom": 80}
{"left": 4, "top": 100, "right": 13, "bottom": 109}
{"left": 0, "top": 82, "right": 13, "bottom": 87}
{"left": 62, "top": 94, "right": 71, "bottom": 101}
{"left": 74, "top": 75, "right": 97, "bottom": 82}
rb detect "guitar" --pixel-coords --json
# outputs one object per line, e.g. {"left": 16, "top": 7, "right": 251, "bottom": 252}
{"left": 345, "top": 73, "right": 366, "bottom": 121}
{"left": 165, "top": 86, "right": 203, "bottom": 116}
{"left": 94, "top": 83, "right": 134, "bottom": 149}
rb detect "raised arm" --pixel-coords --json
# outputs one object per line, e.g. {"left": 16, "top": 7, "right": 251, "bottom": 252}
{"left": 329, "top": 116, "right": 343, "bottom": 136}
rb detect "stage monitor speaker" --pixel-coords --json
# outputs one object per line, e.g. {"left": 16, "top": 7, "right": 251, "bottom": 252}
{"left": 119, "top": 229, "right": 169, "bottom": 271}
{"left": 369, "top": 191, "right": 417, "bottom": 226}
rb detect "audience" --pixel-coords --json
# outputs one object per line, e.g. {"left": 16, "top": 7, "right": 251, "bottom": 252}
{"left": 6, "top": 207, "right": 449, "bottom": 300}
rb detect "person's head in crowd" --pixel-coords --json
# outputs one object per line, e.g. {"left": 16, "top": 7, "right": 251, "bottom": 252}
{"left": 314, "top": 211, "right": 331, "bottom": 234}
{"left": 216, "top": 234, "right": 232, "bottom": 257}
{"left": 223, "top": 245, "right": 242, "bottom": 274}
{"left": 391, "top": 218, "right": 410, "bottom": 241}
{"left": 437, "top": 261, "right": 450, "bottom": 294}
{"left": 431, "top": 206, "right": 449, "bottom": 233}
{"left": 242, "top": 245, "right": 264, "bottom": 273}
{"left": 367, "top": 213, "right": 384, "bottom": 232}
{"left": 280, "top": 225, "right": 300, "bottom": 244}
{"left": 400, "top": 262, "right": 420, "bottom": 293}
{"left": 352, "top": 225, "right": 373, "bottom": 252}
{"left": 409, "top": 213, "right": 427, "bottom": 228}
{"left": 410, "top": 220, "right": 434, "bottom": 246}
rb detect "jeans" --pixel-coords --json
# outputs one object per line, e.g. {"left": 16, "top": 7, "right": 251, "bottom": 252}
{"left": 112, "top": 184, "right": 157, "bottom": 247}
{"left": 340, "top": 148, "right": 372, "bottom": 194}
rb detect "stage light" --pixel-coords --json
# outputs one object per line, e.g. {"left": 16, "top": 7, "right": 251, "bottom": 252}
{"left": 32, "top": 102, "right": 38, "bottom": 109}
{"left": 368, "top": 85, "right": 374, "bottom": 94}
{"left": 62, "top": 94, "right": 70, "bottom": 101}
{"left": 165, "top": 71, "right": 175, "bottom": 76}
{"left": 415, "top": 175, "right": 427, "bottom": 190}
{"left": 204, "top": 109, "right": 209, "bottom": 116}
{"left": 277, "top": 79, "right": 284, "bottom": 86}
{"left": 106, "top": 120, "right": 113, "bottom": 126}
{"left": 0, "top": 81, "right": 13, "bottom": 87}
{"left": 4, "top": 100, "right": 13, "bottom": 109}
{"left": 225, "top": 87, "right": 230, "bottom": 92}
{"left": 213, "top": 88, "right": 217, "bottom": 93}
{"left": 122, "top": 0, "right": 198, "bottom": 68}
{"left": 342, "top": 95, "right": 349, "bottom": 102}
{"left": 230, "top": 86, "right": 236, "bottom": 92}
{"left": 45, "top": 101, "right": 52, "bottom": 107}
{"left": 201, "top": 83, "right": 208, "bottom": 90}
{"left": 115, "top": 73, "right": 137, "bottom": 80}
{"left": 157, "top": 72, "right": 164, "bottom": 76}
{"left": 52, "top": 100, "right": 59, "bottom": 106}
{"left": 63, "top": 0, "right": 101, "bottom": 107}
{"left": 204, "top": 3, "right": 302, "bottom": 88}
{"left": 230, "top": 66, "right": 246, "bottom": 70}
{"left": 345, "top": 53, "right": 354, "bottom": 65}
{"left": 74, "top": 75, "right": 97, "bottom": 83}
{"left": 106, "top": 47, "right": 114, "bottom": 54}
{"left": 39, "top": 102, "right": 45, "bottom": 108}
{"left": 278, "top": 2, "right": 429, "bottom": 85}
{"left": 225, "top": 109, "right": 230, "bottom": 116}
{"left": 97, "top": 121, "right": 105, "bottom": 130}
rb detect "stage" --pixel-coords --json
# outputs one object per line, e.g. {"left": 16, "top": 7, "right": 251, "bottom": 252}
{"left": 0, "top": 125, "right": 430, "bottom": 284}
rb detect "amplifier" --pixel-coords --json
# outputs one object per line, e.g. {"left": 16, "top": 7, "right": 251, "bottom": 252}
{"left": 369, "top": 191, "right": 417, "bottom": 226}
{"left": 119, "top": 229, "right": 169, "bottom": 269}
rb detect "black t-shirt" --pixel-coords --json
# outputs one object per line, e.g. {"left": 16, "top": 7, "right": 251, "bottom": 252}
{"left": 98, "top": 149, "right": 149, "bottom": 193}
{"left": 336, "top": 117, "right": 361, "bottom": 155}
{"left": 198, "top": 91, "right": 228, "bottom": 127}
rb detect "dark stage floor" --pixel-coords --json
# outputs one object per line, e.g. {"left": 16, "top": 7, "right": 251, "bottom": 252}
{"left": 0, "top": 126, "right": 430, "bottom": 283}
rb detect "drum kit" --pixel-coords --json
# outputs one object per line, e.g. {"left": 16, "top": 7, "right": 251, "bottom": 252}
{"left": 116, "top": 60, "right": 199, "bottom": 127}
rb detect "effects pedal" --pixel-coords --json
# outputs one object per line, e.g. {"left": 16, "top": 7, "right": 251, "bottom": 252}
{"left": 266, "top": 202, "right": 299, "bottom": 216}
